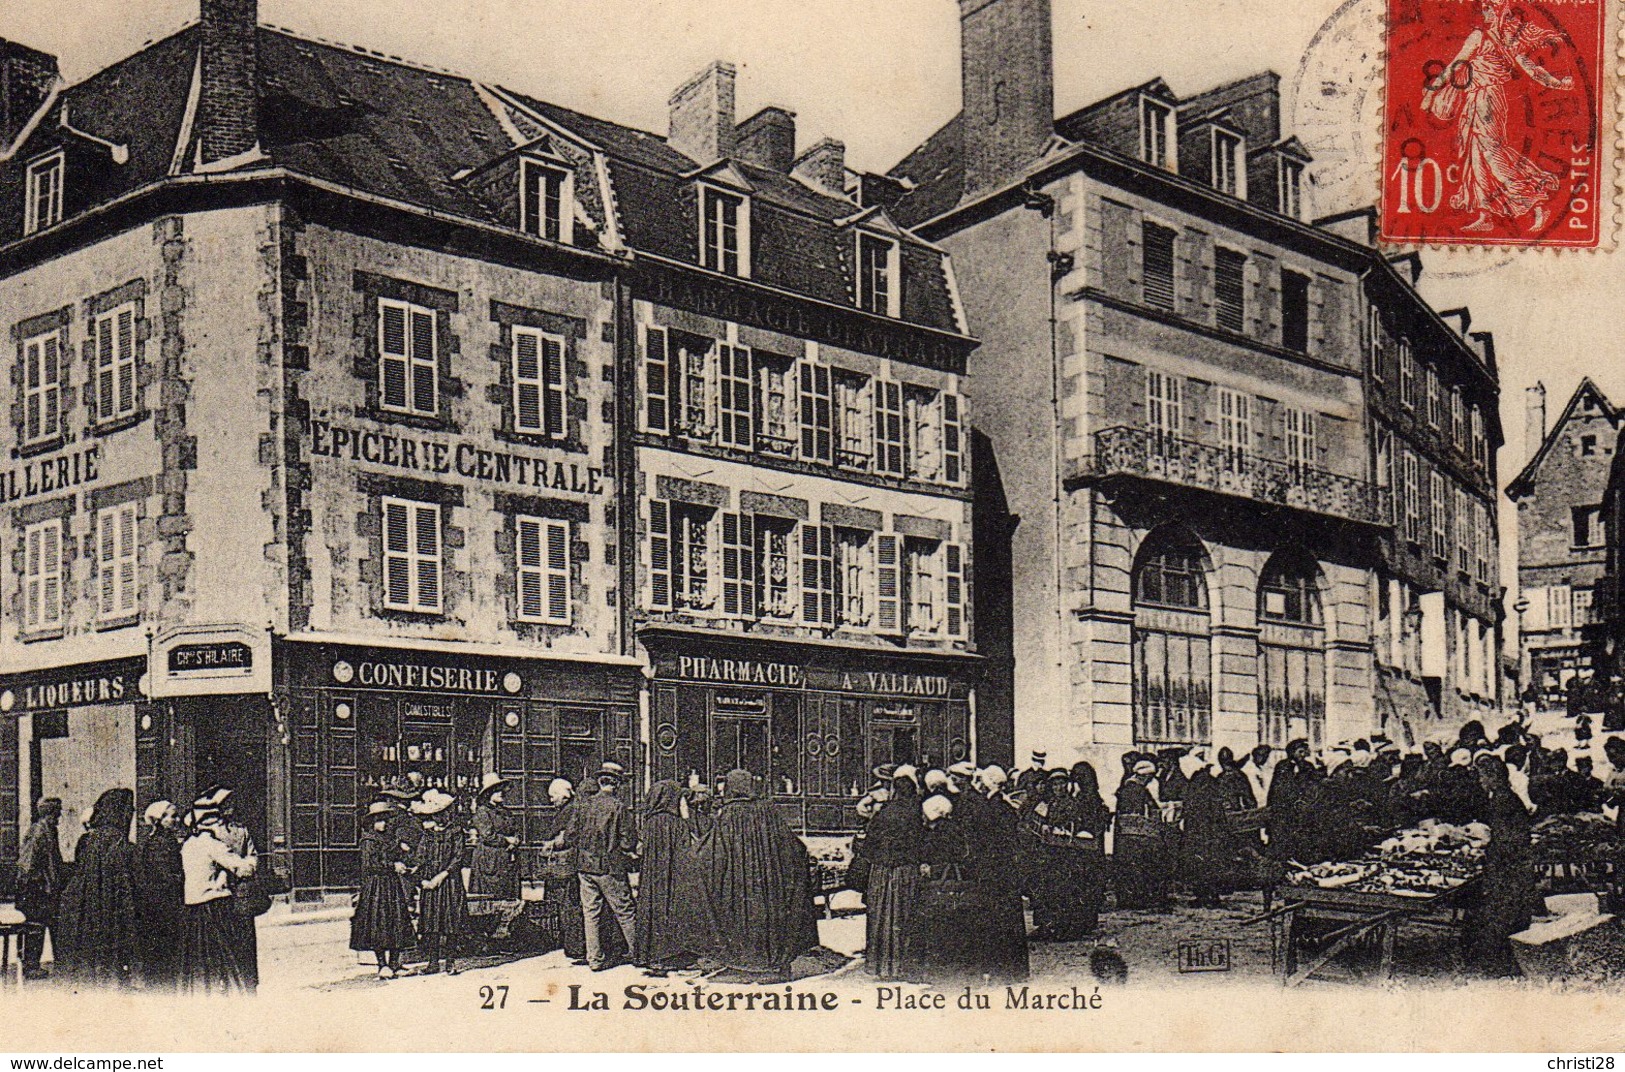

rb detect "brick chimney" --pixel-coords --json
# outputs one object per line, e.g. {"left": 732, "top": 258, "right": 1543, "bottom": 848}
{"left": 792, "top": 138, "right": 846, "bottom": 195}
{"left": 0, "top": 39, "right": 59, "bottom": 149}
{"left": 668, "top": 61, "right": 736, "bottom": 165}
{"left": 735, "top": 106, "right": 796, "bottom": 173}
{"left": 959, "top": 0, "right": 1054, "bottom": 197}
{"left": 197, "top": 0, "right": 260, "bottom": 164}
{"left": 1527, "top": 382, "right": 1547, "bottom": 459}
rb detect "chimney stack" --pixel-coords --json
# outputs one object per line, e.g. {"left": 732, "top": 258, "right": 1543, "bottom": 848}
{"left": 1527, "top": 382, "right": 1547, "bottom": 459}
{"left": 668, "top": 61, "right": 736, "bottom": 165}
{"left": 792, "top": 138, "right": 847, "bottom": 196}
{"left": 0, "top": 39, "right": 59, "bottom": 149}
{"left": 735, "top": 106, "right": 797, "bottom": 173}
{"left": 959, "top": 0, "right": 1054, "bottom": 197}
{"left": 198, "top": 0, "right": 260, "bottom": 165}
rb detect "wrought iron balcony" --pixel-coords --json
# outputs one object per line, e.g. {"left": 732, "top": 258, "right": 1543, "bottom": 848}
{"left": 1077, "top": 426, "right": 1390, "bottom": 527}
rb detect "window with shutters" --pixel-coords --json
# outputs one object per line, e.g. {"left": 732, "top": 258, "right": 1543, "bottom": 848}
{"left": 1470, "top": 404, "right": 1487, "bottom": 469}
{"left": 520, "top": 159, "right": 571, "bottom": 243}
{"left": 1212, "top": 129, "right": 1244, "bottom": 196}
{"left": 875, "top": 534, "right": 903, "bottom": 634}
{"left": 835, "top": 528, "right": 873, "bottom": 628}
{"left": 1285, "top": 407, "right": 1315, "bottom": 474}
{"left": 512, "top": 327, "right": 568, "bottom": 439}
{"left": 1550, "top": 583, "right": 1573, "bottom": 630}
{"left": 798, "top": 362, "right": 833, "bottom": 464}
{"left": 1369, "top": 308, "right": 1386, "bottom": 383}
{"left": 1142, "top": 222, "right": 1177, "bottom": 311}
{"left": 1399, "top": 341, "right": 1416, "bottom": 409}
{"left": 671, "top": 503, "right": 716, "bottom": 611}
{"left": 1456, "top": 489, "right": 1472, "bottom": 573}
{"left": 835, "top": 372, "right": 872, "bottom": 471}
{"left": 1429, "top": 469, "right": 1448, "bottom": 559}
{"left": 700, "top": 186, "right": 749, "bottom": 277}
{"left": 97, "top": 503, "right": 139, "bottom": 621}
{"left": 1375, "top": 425, "right": 1392, "bottom": 488}
{"left": 800, "top": 522, "right": 836, "bottom": 627}
{"left": 874, "top": 380, "right": 905, "bottom": 476}
{"left": 680, "top": 338, "right": 717, "bottom": 439}
{"left": 1281, "top": 269, "right": 1310, "bottom": 353}
{"left": 754, "top": 353, "right": 795, "bottom": 458}
{"left": 381, "top": 497, "right": 442, "bottom": 614}
{"left": 904, "top": 386, "right": 941, "bottom": 481}
{"left": 91, "top": 305, "right": 138, "bottom": 425}
{"left": 1214, "top": 248, "right": 1247, "bottom": 332}
{"left": 24, "top": 153, "right": 63, "bottom": 236}
{"left": 378, "top": 299, "right": 438, "bottom": 418}
{"left": 1218, "top": 388, "right": 1251, "bottom": 469}
{"left": 647, "top": 499, "right": 673, "bottom": 611}
{"left": 1140, "top": 97, "right": 1173, "bottom": 168}
{"left": 721, "top": 512, "right": 758, "bottom": 618}
{"left": 717, "top": 343, "right": 753, "bottom": 449}
{"left": 515, "top": 516, "right": 571, "bottom": 625}
{"left": 1402, "top": 450, "right": 1423, "bottom": 544}
{"left": 942, "top": 393, "right": 964, "bottom": 485}
{"left": 857, "top": 233, "right": 899, "bottom": 317}
{"left": 944, "top": 543, "right": 966, "bottom": 639}
{"left": 644, "top": 327, "right": 672, "bottom": 433}
{"left": 1147, "top": 369, "right": 1183, "bottom": 444}
{"left": 1425, "top": 365, "right": 1442, "bottom": 428}
{"left": 1475, "top": 502, "right": 1491, "bottom": 584}
{"left": 21, "top": 329, "right": 64, "bottom": 445}
{"left": 1279, "top": 158, "right": 1304, "bottom": 220}
{"left": 24, "top": 519, "right": 64, "bottom": 632}
{"left": 1450, "top": 387, "right": 1466, "bottom": 450}
{"left": 905, "top": 537, "right": 941, "bottom": 634}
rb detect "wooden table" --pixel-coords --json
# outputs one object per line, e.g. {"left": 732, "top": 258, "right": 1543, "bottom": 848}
{"left": 0, "top": 921, "right": 41, "bottom": 986}
{"left": 1267, "top": 880, "right": 1479, "bottom": 986}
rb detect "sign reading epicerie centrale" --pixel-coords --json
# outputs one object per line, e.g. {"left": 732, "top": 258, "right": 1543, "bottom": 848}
{"left": 308, "top": 420, "right": 605, "bottom": 495}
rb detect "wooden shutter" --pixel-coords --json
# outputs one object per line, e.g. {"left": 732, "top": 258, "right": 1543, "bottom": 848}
{"left": 99, "top": 509, "right": 118, "bottom": 617}
{"left": 380, "top": 302, "right": 410, "bottom": 411}
{"left": 647, "top": 499, "right": 672, "bottom": 611}
{"left": 413, "top": 501, "right": 441, "bottom": 611}
{"left": 645, "top": 327, "right": 670, "bottom": 432}
{"left": 875, "top": 380, "right": 904, "bottom": 475}
{"left": 542, "top": 334, "right": 567, "bottom": 439}
{"left": 1142, "top": 222, "right": 1176, "bottom": 311}
{"left": 802, "top": 523, "right": 835, "bottom": 627}
{"left": 513, "top": 329, "right": 544, "bottom": 433}
{"left": 945, "top": 542, "right": 965, "bottom": 638}
{"left": 544, "top": 520, "right": 570, "bottom": 623}
{"left": 718, "top": 344, "right": 753, "bottom": 448}
{"left": 876, "top": 534, "right": 901, "bottom": 634}
{"left": 942, "top": 393, "right": 964, "bottom": 484}
{"left": 28, "top": 522, "right": 62, "bottom": 629}
{"left": 721, "top": 512, "right": 756, "bottom": 618}
{"left": 799, "top": 362, "right": 833, "bottom": 463}
{"left": 516, "top": 516, "right": 545, "bottom": 620}
{"left": 410, "top": 308, "right": 437, "bottom": 415}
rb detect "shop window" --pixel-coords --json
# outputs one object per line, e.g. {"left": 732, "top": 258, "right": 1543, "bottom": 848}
{"left": 798, "top": 361, "right": 833, "bottom": 464}
{"left": 1281, "top": 269, "right": 1310, "bottom": 353}
{"left": 23, "top": 518, "right": 64, "bottom": 632}
{"left": 91, "top": 304, "right": 138, "bottom": 425}
{"left": 721, "top": 512, "right": 757, "bottom": 619}
{"left": 755, "top": 352, "right": 796, "bottom": 459}
{"left": 21, "top": 328, "right": 64, "bottom": 446}
{"left": 97, "top": 503, "right": 139, "bottom": 621}
{"left": 904, "top": 386, "right": 942, "bottom": 481}
{"left": 516, "top": 516, "right": 570, "bottom": 625}
{"left": 512, "top": 327, "right": 567, "bottom": 439}
{"left": 800, "top": 522, "right": 836, "bottom": 627}
{"left": 1214, "top": 248, "right": 1247, "bottom": 332}
{"left": 382, "top": 497, "right": 443, "bottom": 614}
{"left": 835, "top": 528, "right": 873, "bottom": 628}
{"left": 835, "top": 372, "right": 872, "bottom": 471}
{"left": 1142, "top": 221, "right": 1177, "bottom": 311}
{"left": 519, "top": 158, "right": 570, "bottom": 243}
{"left": 874, "top": 379, "right": 905, "bottom": 476}
{"left": 379, "top": 298, "right": 438, "bottom": 418}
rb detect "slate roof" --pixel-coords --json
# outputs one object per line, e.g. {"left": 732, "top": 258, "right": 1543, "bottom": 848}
{"left": 1506, "top": 379, "right": 1618, "bottom": 499}
{"left": 0, "top": 23, "right": 966, "bottom": 338}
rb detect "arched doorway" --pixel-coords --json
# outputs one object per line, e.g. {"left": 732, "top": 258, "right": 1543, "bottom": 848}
{"left": 1257, "top": 549, "right": 1327, "bottom": 749}
{"left": 1131, "top": 526, "right": 1213, "bottom": 750}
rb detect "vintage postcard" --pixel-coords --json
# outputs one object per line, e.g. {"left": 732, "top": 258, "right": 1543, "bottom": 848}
{"left": 1, "top": 0, "right": 1625, "bottom": 1054}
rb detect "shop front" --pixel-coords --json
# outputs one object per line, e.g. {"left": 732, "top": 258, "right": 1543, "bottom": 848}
{"left": 643, "top": 630, "right": 979, "bottom": 834}
{"left": 272, "top": 639, "right": 639, "bottom": 895}
{"left": 0, "top": 657, "right": 151, "bottom": 891}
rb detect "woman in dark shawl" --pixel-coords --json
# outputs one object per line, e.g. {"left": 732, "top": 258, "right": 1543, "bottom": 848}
{"left": 133, "top": 800, "right": 185, "bottom": 988}
{"left": 635, "top": 780, "right": 700, "bottom": 974}
{"left": 1064, "top": 761, "right": 1111, "bottom": 935}
{"left": 694, "top": 770, "right": 819, "bottom": 981}
{"left": 469, "top": 776, "right": 521, "bottom": 900}
{"left": 1469, "top": 754, "right": 1536, "bottom": 977}
{"left": 864, "top": 770, "right": 924, "bottom": 980}
{"left": 1179, "top": 766, "right": 1235, "bottom": 908}
{"left": 1114, "top": 760, "right": 1170, "bottom": 910}
{"left": 54, "top": 788, "right": 137, "bottom": 987}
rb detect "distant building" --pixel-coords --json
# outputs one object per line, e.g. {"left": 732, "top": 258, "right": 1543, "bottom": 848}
{"left": 1507, "top": 379, "right": 1619, "bottom": 718}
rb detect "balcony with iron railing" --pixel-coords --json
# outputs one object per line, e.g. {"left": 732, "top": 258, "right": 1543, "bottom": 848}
{"left": 1075, "top": 426, "right": 1390, "bottom": 527}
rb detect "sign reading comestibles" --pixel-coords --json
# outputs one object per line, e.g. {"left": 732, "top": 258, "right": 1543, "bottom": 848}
{"left": 308, "top": 419, "right": 605, "bottom": 495}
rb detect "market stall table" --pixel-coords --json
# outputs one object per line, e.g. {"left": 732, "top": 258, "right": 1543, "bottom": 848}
{"left": 1269, "top": 878, "right": 1479, "bottom": 986}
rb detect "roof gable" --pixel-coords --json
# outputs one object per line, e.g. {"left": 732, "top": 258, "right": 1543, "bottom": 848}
{"left": 1507, "top": 378, "right": 1618, "bottom": 498}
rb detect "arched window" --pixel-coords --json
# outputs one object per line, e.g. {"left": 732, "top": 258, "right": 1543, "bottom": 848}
{"left": 1257, "top": 550, "right": 1326, "bottom": 749}
{"left": 1132, "top": 528, "right": 1212, "bottom": 749}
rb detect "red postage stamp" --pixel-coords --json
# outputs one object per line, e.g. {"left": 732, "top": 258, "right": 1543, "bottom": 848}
{"left": 1382, "top": 0, "right": 1609, "bottom": 247}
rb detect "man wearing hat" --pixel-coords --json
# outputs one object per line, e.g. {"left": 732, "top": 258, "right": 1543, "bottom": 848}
{"left": 1015, "top": 751, "right": 1048, "bottom": 794}
{"left": 557, "top": 765, "right": 637, "bottom": 971}
{"left": 470, "top": 773, "right": 521, "bottom": 901}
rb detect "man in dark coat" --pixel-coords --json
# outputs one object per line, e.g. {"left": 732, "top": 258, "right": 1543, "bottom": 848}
{"left": 15, "top": 797, "right": 63, "bottom": 980}
{"left": 1266, "top": 738, "right": 1322, "bottom": 860}
{"left": 1014, "top": 751, "right": 1049, "bottom": 795}
{"left": 694, "top": 770, "right": 819, "bottom": 981}
{"left": 561, "top": 767, "right": 638, "bottom": 971}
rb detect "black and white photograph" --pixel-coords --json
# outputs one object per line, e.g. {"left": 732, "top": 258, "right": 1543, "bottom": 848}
{"left": 0, "top": 0, "right": 1622, "bottom": 1054}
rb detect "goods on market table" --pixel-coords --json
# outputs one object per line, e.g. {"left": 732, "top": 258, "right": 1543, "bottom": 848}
{"left": 1288, "top": 820, "right": 1486, "bottom": 896}
{"left": 1532, "top": 812, "right": 1625, "bottom": 859}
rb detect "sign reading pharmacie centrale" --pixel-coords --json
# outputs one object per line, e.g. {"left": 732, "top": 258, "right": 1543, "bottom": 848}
{"left": 308, "top": 419, "right": 605, "bottom": 496}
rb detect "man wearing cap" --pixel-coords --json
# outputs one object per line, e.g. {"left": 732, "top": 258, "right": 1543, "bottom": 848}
{"left": 559, "top": 765, "right": 638, "bottom": 971}
{"left": 1015, "top": 751, "right": 1048, "bottom": 794}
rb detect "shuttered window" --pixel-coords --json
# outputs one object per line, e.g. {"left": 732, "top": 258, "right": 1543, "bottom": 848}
{"left": 516, "top": 516, "right": 570, "bottom": 625}
{"left": 647, "top": 500, "right": 672, "bottom": 611}
{"left": 93, "top": 305, "right": 138, "bottom": 423}
{"left": 799, "top": 362, "right": 833, "bottom": 463}
{"left": 721, "top": 512, "right": 756, "bottom": 618}
{"left": 379, "top": 299, "right": 438, "bottom": 417}
{"left": 644, "top": 327, "right": 672, "bottom": 433}
{"left": 1281, "top": 270, "right": 1310, "bottom": 353}
{"left": 24, "top": 519, "right": 63, "bottom": 631}
{"left": 513, "top": 327, "right": 567, "bottom": 438}
{"left": 945, "top": 543, "right": 966, "bottom": 639}
{"left": 942, "top": 393, "right": 964, "bottom": 485}
{"left": 1142, "top": 222, "right": 1176, "bottom": 311}
{"left": 1214, "top": 248, "right": 1247, "bottom": 332}
{"left": 98, "top": 503, "right": 139, "bottom": 620}
{"left": 717, "top": 343, "right": 753, "bottom": 448}
{"left": 875, "top": 534, "right": 902, "bottom": 634}
{"left": 382, "top": 497, "right": 442, "bottom": 613}
{"left": 874, "top": 380, "right": 905, "bottom": 476}
{"left": 801, "top": 523, "right": 836, "bottom": 628}
{"left": 22, "top": 331, "right": 62, "bottom": 444}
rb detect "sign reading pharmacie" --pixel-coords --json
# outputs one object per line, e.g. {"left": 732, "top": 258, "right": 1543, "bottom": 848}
{"left": 669, "top": 653, "right": 964, "bottom": 699}
{"left": 307, "top": 419, "right": 605, "bottom": 496}
{"left": 0, "top": 656, "right": 147, "bottom": 714}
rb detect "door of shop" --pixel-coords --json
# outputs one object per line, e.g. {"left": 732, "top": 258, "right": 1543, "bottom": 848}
{"left": 193, "top": 703, "right": 269, "bottom": 850}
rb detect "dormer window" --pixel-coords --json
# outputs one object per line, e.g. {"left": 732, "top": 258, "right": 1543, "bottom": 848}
{"left": 700, "top": 185, "right": 749, "bottom": 277}
{"left": 1140, "top": 98, "right": 1174, "bottom": 170}
{"left": 24, "top": 152, "right": 64, "bottom": 236}
{"left": 1211, "top": 129, "right": 1244, "bottom": 197}
{"left": 856, "top": 232, "right": 900, "bottom": 317}
{"left": 1279, "top": 157, "right": 1304, "bottom": 220}
{"left": 520, "top": 158, "right": 572, "bottom": 244}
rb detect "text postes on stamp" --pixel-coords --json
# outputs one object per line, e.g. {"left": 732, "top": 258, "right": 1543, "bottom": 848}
{"left": 1382, "top": 0, "right": 1608, "bottom": 247}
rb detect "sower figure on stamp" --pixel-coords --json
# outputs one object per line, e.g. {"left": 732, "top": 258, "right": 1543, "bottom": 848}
{"left": 1425, "top": 0, "right": 1574, "bottom": 232}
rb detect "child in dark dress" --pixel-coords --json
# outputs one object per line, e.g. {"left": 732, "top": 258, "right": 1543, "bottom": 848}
{"left": 411, "top": 790, "right": 468, "bottom": 975}
{"left": 350, "top": 802, "right": 417, "bottom": 978}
